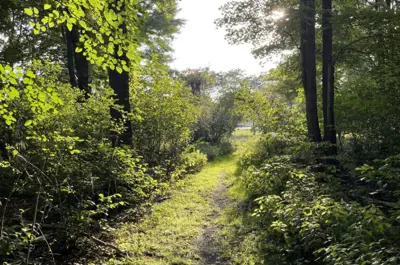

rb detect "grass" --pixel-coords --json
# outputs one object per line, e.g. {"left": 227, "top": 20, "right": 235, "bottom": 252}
{"left": 231, "top": 128, "right": 260, "bottom": 144}
{"left": 100, "top": 155, "right": 238, "bottom": 265}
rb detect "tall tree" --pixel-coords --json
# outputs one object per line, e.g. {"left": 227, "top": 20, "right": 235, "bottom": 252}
{"left": 300, "top": 0, "right": 321, "bottom": 142}
{"left": 65, "top": 25, "right": 90, "bottom": 96}
{"left": 322, "top": 0, "right": 337, "bottom": 150}
{"left": 108, "top": 0, "right": 132, "bottom": 146}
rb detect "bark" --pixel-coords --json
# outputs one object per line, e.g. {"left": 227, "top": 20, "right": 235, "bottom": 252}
{"left": 71, "top": 27, "right": 90, "bottom": 97}
{"left": 65, "top": 27, "right": 77, "bottom": 88}
{"left": 65, "top": 26, "right": 90, "bottom": 97}
{"left": 108, "top": 2, "right": 132, "bottom": 147}
{"left": 322, "top": 0, "right": 337, "bottom": 152}
{"left": 300, "top": 0, "right": 322, "bottom": 142}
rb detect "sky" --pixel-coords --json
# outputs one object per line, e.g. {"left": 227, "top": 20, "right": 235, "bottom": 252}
{"left": 169, "top": 0, "right": 276, "bottom": 75}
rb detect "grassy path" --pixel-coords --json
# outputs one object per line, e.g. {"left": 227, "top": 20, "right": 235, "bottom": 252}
{"left": 107, "top": 155, "right": 238, "bottom": 265}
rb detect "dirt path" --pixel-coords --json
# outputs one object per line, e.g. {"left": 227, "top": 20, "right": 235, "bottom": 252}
{"left": 196, "top": 173, "right": 233, "bottom": 265}
{"left": 99, "top": 155, "right": 238, "bottom": 265}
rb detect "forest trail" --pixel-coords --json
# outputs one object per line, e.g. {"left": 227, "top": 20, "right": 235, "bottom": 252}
{"left": 108, "top": 155, "right": 238, "bottom": 265}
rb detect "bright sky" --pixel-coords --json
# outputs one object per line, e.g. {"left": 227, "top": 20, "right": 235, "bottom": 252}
{"left": 170, "top": 0, "right": 276, "bottom": 75}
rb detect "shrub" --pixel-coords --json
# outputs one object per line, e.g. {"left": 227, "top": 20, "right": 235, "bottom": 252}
{"left": 194, "top": 140, "right": 235, "bottom": 161}
{"left": 253, "top": 168, "right": 400, "bottom": 264}
{"left": 237, "top": 135, "right": 400, "bottom": 265}
{"left": 130, "top": 62, "right": 200, "bottom": 169}
{"left": 0, "top": 61, "right": 177, "bottom": 263}
{"left": 179, "top": 149, "right": 208, "bottom": 174}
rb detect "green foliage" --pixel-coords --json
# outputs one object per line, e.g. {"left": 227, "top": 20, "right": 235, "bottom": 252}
{"left": 130, "top": 62, "right": 200, "bottom": 168}
{"left": 24, "top": 0, "right": 147, "bottom": 71}
{"left": 194, "top": 140, "right": 235, "bottom": 161}
{"left": 0, "top": 61, "right": 183, "bottom": 263}
{"left": 178, "top": 149, "right": 208, "bottom": 174}
{"left": 194, "top": 92, "right": 241, "bottom": 144}
{"left": 235, "top": 86, "right": 306, "bottom": 137}
{"left": 252, "top": 170, "right": 399, "bottom": 264}
{"left": 235, "top": 134, "right": 400, "bottom": 265}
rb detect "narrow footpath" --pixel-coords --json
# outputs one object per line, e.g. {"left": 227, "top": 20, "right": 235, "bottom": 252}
{"left": 107, "top": 155, "right": 238, "bottom": 265}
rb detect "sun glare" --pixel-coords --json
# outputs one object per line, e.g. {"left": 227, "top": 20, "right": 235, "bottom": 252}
{"left": 271, "top": 10, "right": 285, "bottom": 21}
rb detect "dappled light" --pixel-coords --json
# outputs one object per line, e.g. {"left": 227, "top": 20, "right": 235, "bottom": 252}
{"left": 1, "top": 0, "right": 400, "bottom": 264}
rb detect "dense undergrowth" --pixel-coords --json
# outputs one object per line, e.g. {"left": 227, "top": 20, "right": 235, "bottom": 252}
{"left": 0, "top": 61, "right": 211, "bottom": 264}
{"left": 224, "top": 132, "right": 400, "bottom": 265}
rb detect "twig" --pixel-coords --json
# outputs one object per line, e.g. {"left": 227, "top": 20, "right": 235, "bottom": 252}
{"left": 37, "top": 226, "right": 56, "bottom": 265}
{"left": 26, "top": 177, "right": 41, "bottom": 265}
{"left": 91, "top": 235, "right": 125, "bottom": 255}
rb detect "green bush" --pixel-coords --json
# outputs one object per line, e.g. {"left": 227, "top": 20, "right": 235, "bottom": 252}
{"left": 194, "top": 140, "right": 235, "bottom": 161}
{"left": 179, "top": 149, "right": 208, "bottom": 174}
{"left": 131, "top": 62, "right": 199, "bottom": 169}
{"left": 0, "top": 61, "right": 194, "bottom": 263}
{"left": 237, "top": 134, "right": 400, "bottom": 264}
{"left": 253, "top": 168, "right": 399, "bottom": 264}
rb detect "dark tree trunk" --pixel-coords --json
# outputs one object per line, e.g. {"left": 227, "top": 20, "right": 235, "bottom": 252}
{"left": 71, "top": 27, "right": 90, "bottom": 97}
{"left": 65, "top": 27, "right": 77, "bottom": 88}
{"left": 108, "top": 2, "right": 132, "bottom": 147}
{"left": 322, "top": 0, "right": 337, "bottom": 152}
{"left": 300, "top": 0, "right": 322, "bottom": 142}
{"left": 109, "top": 68, "right": 132, "bottom": 147}
{"left": 65, "top": 25, "right": 90, "bottom": 97}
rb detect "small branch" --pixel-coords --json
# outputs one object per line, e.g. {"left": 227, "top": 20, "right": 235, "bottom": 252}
{"left": 91, "top": 236, "right": 125, "bottom": 255}
{"left": 359, "top": 196, "right": 399, "bottom": 209}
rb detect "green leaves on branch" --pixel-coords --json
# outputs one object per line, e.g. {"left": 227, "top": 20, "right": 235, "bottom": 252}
{"left": 24, "top": 1, "right": 147, "bottom": 72}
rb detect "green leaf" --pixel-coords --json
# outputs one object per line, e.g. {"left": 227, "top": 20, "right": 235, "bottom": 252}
{"left": 116, "top": 67, "right": 123, "bottom": 74}
{"left": 71, "top": 149, "right": 81, "bottom": 155}
{"left": 33, "top": 8, "right": 39, "bottom": 15}
{"left": 24, "top": 8, "right": 33, "bottom": 16}
{"left": 67, "top": 23, "right": 73, "bottom": 31}
{"left": 75, "top": 47, "right": 83, "bottom": 53}
{"left": 52, "top": 10, "right": 60, "bottom": 18}
{"left": 44, "top": 4, "right": 51, "bottom": 10}
{"left": 38, "top": 92, "right": 46, "bottom": 102}
{"left": 24, "top": 120, "right": 33, "bottom": 126}
{"left": 8, "top": 87, "right": 19, "bottom": 99}
{"left": 26, "top": 70, "right": 35, "bottom": 78}
{"left": 9, "top": 78, "right": 17, "bottom": 85}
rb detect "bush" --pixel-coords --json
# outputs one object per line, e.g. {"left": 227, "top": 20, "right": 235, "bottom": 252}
{"left": 237, "top": 134, "right": 400, "bottom": 264}
{"left": 179, "top": 149, "right": 208, "bottom": 174}
{"left": 0, "top": 61, "right": 195, "bottom": 263}
{"left": 253, "top": 168, "right": 399, "bottom": 265}
{"left": 194, "top": 140, "right": 235, "bottom": 161}
{"left": 131, "top": 62, "right": 199, "bottom": 169}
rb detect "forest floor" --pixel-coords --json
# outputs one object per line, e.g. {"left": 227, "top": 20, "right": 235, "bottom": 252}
{"left": 102, "top": 155, "right": 240, "bottom": 265}
{"left": 83, "top": 129, "right": 258, "bottom": 265}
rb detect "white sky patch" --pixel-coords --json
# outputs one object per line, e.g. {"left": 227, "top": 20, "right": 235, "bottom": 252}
{"left": 271, "top": 10, "right": 285, "bottom": 21}
{"left": 170, "top": 0, "right": 277, "bottom": 75}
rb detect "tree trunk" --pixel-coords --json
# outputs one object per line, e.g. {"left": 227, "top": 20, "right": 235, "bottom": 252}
{"left": 300, "top": 0, "right": 322, "bottom": 142}
{"left": 65, "top": 27, "right": 77, "bottom": 88}
{"left": 322, "top": 0, "right": 337, "bottom": 152}
{"left": 65, "top": 25, "right": 89, "bottom": 97}
{"left": 71, "top": 27, "right": 90, "bottom": 97}
{"left": 108, "top": 2, "right": 132, "bottom": 147}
